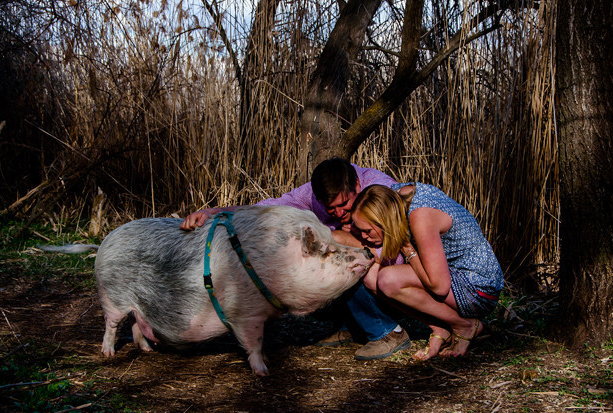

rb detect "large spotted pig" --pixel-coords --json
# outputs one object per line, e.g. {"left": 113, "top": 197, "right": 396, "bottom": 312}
{"left": 94, "top": 205, "right": 374, "bottom": 376}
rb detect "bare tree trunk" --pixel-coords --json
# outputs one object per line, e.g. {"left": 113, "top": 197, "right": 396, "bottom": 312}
{"left": 556, "top": 0, "right": 613, "bottom": 346}
{"left": 298, "top": 0, "right": 382, "bottom": 183}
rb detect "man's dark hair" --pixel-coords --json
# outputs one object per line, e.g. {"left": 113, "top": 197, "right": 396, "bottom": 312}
{"left": 311, "top": 157, "right": 358, "bottom": 205}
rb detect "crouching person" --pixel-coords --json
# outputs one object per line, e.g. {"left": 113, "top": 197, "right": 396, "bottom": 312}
{"left": 352, "top": 184, "right": 503, "bottom": 360}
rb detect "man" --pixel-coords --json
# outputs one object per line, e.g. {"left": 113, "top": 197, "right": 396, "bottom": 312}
{"left": 181, "top": 157, "right": 411, "bottom": 360}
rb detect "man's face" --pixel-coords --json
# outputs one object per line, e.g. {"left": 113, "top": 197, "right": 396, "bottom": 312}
{"left": 324, "top": 185, "right": 360, "bottom": 224}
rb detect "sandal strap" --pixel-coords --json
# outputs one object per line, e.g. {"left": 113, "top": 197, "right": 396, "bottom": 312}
{"left": 453, "top": 320, "right": 480, "bottom": 342}
{"left": 453, "top": 331, "right": 472, "bottom": 342}
{"left": 430, "top": 332, "right": 451, "bottom": 343}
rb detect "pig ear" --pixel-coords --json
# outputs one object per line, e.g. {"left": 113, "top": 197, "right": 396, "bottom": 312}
{"left": 301, "top": 225, "right": 326, "bottom": 256}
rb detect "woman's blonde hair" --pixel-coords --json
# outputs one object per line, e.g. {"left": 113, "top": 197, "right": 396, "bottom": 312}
{"left": 351, "top": 184, "right": 413, "bottom": 261}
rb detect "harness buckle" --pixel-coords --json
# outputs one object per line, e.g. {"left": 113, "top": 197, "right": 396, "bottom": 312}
{"left": 228, "top": 235, "right": 240, "bottom": 250}
{"left": 203, "top": 274, "right": 213, "bottom": 289}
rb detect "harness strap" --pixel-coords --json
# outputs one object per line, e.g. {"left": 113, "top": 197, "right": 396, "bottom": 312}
{"left": 203, "top": 212, "right": 288, "bottom": 328}
{"left": 203, "top": 213, "right": 230, "bottom": 328}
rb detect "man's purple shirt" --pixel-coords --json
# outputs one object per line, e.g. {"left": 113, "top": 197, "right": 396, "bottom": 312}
{"left": 256, "top": 165, "right": 396, "bottom": 230}
{"left": 256, "top": 165, "right": 403, "bottom": 265}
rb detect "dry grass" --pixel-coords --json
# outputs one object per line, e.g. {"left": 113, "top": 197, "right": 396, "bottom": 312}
{"left": 0, "top": 0, "right": 557, "bottom": 280}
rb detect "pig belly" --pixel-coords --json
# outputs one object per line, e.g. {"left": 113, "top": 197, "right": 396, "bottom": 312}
{"left": 179, "top": 309, "right": 230, "bottom": 342}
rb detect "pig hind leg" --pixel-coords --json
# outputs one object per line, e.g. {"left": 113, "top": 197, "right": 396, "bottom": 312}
{"left": 100, "top": 298, "right": 153, "bottom": 354}
{"left": 98, "top": 286, "right": 130, "bottom": 356}
{"left": 101, "top": 305, "right": 125, "bottom": 356}
{"left": 131, "top": 322, "right": 153, "bottom": 352}
{"left": 131, "top": 309, "right": 154, "bottom": 352}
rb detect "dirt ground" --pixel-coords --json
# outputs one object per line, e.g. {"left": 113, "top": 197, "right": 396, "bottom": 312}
{"left": 1, "top": 263, "right": 612, "bottom": 412}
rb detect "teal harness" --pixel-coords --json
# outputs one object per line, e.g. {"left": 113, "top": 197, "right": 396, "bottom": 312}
{"left": 203, "top": 212, "right": 287, "bottom": 328}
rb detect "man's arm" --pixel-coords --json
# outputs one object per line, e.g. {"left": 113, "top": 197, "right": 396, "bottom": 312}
{"left": 255, "top": 182, "right": 313, "bottom": 209}
{"left": 332, "top": 229, "right": 364, "bottom": 248}
{"left": 181, "top": 181, "right": 315, "bottom": 231}
{"left": 180, "top": 206, "right": 240, "bottom": 230}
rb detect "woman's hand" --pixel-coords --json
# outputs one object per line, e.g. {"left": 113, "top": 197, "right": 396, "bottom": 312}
{"left": 363, "top": 262, "right": 381, "bottom": 293}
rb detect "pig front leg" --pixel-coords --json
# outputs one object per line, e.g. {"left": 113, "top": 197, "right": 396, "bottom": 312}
{"left": 232, "top": 319, "right": 269, "bottom": 376}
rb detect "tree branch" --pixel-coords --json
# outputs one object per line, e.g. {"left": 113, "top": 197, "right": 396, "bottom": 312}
{"left": 338, "top": 0, "right": 514, "bottom": 157}
{"left": 201, "top": 0, "right": 242, "bottom": 85}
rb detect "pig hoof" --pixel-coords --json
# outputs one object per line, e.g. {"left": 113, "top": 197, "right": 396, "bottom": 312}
{"left": 253, "top": 366, "right": 269, "bottom": 377}
{"left": 101, "top": 346, "right": 115, "bottom": 357}
{"left": 132, "top": 329, "right": 153, "bottom": 352}
{"left": 248, "top": 356, "right": 269, "bottom": 376}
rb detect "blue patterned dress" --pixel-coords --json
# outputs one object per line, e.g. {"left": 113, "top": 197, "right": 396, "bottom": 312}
{"left": 391, "top": 182, "right": 504, "bottom": 318}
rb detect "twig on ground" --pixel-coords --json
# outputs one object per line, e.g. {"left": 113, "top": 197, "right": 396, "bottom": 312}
{"left": 505, "top": 330, "right": 539, "bottom": 339}
{"left": 32, "top": 230, "right": 51, "bottom": 242}
{"left": 0, "top": 377, "right": 67, "bottom": 391}
{"left": 1, "top": 342, "right": 29, "bottom": 361}
{"left": 430, "top": 366, "right": 466, "bottom": 380}
{"left": 490, "top": 391, "right": 505, "bottom": 413}
{"left": 490, "top": 380, "right": 514, "bottom": 389}
{"left": 1, "top": 308, "right": 22, "bottom": 345}
{"left": 0, "top": 381, "right": 46, "bottom": 391}
{"left": 117, "top": 357, "right": 136, "bottom": 380}
{"left": 53, "top": 402, "right": 93, "bottom": 413}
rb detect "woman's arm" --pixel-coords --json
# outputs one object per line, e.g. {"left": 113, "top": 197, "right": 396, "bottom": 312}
{"left": 406, "top": 207, "right": 452, "bottom": 298}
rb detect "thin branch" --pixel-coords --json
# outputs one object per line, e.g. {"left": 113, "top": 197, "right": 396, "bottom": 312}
{"left": 201, "top": 0, "right": 242, "bottom": 85}
{"left": 340, "top": 0, "right": 514, "bottom": 156}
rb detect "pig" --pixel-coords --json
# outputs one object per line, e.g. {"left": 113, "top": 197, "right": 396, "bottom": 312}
{"left": 94, "top": 205, "right": 374, "bottom": 376}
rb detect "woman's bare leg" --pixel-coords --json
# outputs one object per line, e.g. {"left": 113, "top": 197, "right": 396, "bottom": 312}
{"left": 376, "top": 265, "right": 481, "bottom": 358}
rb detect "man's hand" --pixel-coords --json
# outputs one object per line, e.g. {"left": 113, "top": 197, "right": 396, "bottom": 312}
{"left": 180, "top": 206, "right": 241, "bottom": 230}
{"left": 180, "top": 210, "right": 211, "bottom": 231}
{"left": 340, "top": 223, "right": 352, "bottom": 232}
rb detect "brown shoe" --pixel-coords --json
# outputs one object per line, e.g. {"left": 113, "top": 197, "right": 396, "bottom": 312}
{"left": 354, "top": 329, "right": 411, "bottom": 360}
{"left": 315, "top": 330, "right": 353, "bottom": 347}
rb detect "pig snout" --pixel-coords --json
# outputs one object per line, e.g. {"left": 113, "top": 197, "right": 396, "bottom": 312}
{"left": 363, "top": 248, "right": 374, "bottom": 260}
{"left": 349, "top": 248, "right": 375, "bottom": 276}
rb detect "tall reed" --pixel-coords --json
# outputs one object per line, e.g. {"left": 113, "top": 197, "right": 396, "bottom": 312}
{"left": 0, "top": 0, "right": 557, "bottom": 281}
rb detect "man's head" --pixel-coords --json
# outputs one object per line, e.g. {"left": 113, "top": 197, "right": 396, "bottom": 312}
{"left": 311, "top": 157, "right": 361, "bottom": 224}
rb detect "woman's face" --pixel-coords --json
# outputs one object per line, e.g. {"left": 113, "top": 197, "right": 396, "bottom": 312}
{"left": 352, "top": 210, "right": 384, "bottom": 246}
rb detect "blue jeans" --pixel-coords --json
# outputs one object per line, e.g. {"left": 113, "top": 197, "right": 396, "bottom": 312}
{"left": 345, "top": 284, "right": 398, "bottom": 341}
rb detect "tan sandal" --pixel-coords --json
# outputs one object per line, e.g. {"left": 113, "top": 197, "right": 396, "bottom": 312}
{"left": 441, "top": 320, "right": 480, "bottom": 358}
{"left": 413, "top": 331, "right": 452, "bottom": 361}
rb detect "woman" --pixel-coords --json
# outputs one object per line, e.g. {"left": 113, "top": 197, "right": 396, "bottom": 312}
{"left": 352, "top": 184, "right": 503, "bottom": 360}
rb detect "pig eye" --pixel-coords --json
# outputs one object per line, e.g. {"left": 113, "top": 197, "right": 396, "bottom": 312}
{"left": 321, "top": 245, "right": 336, "bottom": 258}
